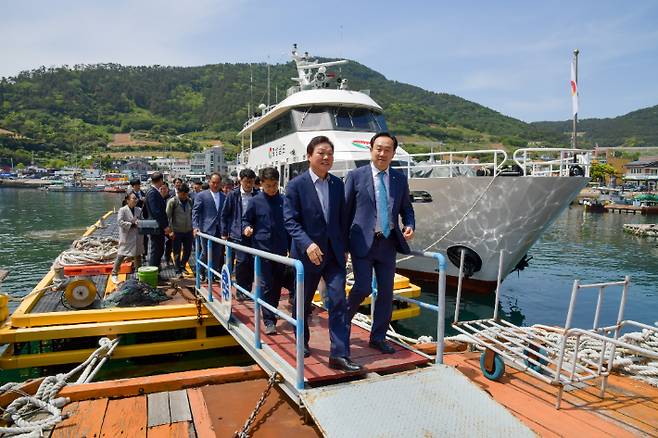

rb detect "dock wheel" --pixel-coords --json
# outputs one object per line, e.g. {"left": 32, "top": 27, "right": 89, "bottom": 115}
{"left": 524, "top": 347, "right": 548, "bottom": 373}
{"left": 480, "top": 349, "right": 505, "bottom": 381}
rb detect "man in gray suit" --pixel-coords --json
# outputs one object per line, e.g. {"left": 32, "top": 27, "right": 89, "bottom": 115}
{"left": 192, "top": 172, "right": 225, "bottom": 280}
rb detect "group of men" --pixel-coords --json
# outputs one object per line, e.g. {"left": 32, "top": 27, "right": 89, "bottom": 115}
{"left": 133, "top": 131, "right": 415, "bottom": 373}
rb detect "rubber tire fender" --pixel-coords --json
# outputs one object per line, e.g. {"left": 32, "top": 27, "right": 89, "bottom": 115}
{"left": 524, "top": 347, "right": 548, "bottom": 373}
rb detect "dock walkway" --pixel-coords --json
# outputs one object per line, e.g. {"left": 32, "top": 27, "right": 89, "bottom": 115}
{"left": 222, "top": 286, "right": 430, "bottom": 384}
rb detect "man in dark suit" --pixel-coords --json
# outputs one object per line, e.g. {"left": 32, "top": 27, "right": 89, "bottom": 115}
{"left": 192, "top": 172, "right": 225, "bottom": 279}
{"left": 345, "top": 132, "right": 415, "bottom": 354}
{"left": 284, "top": 136, "right": 361, "bottom": 372}
{"left": 242, "top": 167, "right": 288, "bottom": 335}
{"left": 145, "top": 172, "right": 172, "bottom": 268}
{"left": 221, "top": 168, "right": 258, "bottom": 301}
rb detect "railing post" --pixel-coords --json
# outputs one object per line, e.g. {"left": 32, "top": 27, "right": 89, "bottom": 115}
{"left": 226, "top": 245, "right": 233, "bottom": 276}
{"left": 492, "top": 251, "right": 504, "bottom": 321}
{"left": 294, "top": 261, "right": 305, "bottom": 390}
{"left": 195, "top": 236, "right": 201, "bottom": 292}
{"left": 370, "top": 272, "right": 378, "bottom": 322}
{"left": 254, "top": 255, "right": 262, "bottom": 349}
{"left": 454, "top": 249, "right": 466, "bottom": 323}
{"left": 207, "top": 238, "right": 213, "bottom": 302}
{"left": 436, "top": 256, "right": 446, "bottom": 365}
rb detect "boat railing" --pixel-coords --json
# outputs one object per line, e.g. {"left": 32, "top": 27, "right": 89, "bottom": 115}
{"left": 195, "top": 232, "right": 306, "bottom": 390}
{"left": 513, "top": 148, "right": 592, "bottom": 177}
{"left": 330, "top": 149, "right": 509, "bottom": 179}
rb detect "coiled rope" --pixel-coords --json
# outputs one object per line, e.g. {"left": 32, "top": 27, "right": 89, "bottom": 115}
{"left": 54, "top": 236, "right": 118, "bottom": 267}
{"left": 0, "top": 337, "right": 119, "bottom": 438}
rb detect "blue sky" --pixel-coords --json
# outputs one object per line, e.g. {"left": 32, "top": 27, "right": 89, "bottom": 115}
{"left": 2, "top": 0, "right": 657, "bottom": 122}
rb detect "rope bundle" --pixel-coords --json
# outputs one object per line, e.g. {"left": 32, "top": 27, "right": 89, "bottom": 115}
{"left": 54, "top": 236, "right": 118, "bottom": 267}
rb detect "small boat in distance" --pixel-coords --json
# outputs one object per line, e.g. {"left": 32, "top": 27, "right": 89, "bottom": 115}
{"left": 238, "top": 45, "right": 592, "bottom": 293}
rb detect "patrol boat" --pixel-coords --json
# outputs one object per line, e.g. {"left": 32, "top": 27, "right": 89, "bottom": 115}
{"left": 238, "top": 45, "right": 591, "bottom": 293}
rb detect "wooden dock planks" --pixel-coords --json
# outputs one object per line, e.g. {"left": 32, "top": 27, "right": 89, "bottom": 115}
{"left": 100, "top": 395, "right": 147, "bottom": 437}
{"left": 445, "top": 352, "right": 658, "bottom": 437}
{"left": 51, "top": 399, "right": 108, "bottom": 438}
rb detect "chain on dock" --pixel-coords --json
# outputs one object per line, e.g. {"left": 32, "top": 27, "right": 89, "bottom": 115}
{"left": 234, "top": 372, "right": 282, "bottom": 438}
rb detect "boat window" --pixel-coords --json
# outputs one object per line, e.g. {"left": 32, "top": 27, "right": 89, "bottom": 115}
{"left": 293, "top": 106, "right": 389, "bottom": 133}
{"left": 252, "top": 112, "right": 294, "bottom": 147}
{"left": 293, "top": 107, "right": 333, "bottom": 131}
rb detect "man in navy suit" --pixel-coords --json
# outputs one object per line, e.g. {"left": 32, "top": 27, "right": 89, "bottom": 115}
{"left": 345, "top": 132, "right": 415, "bottom": 354}
{"left": 145, "top": 172, "right": 172, "bottom": 268}
{"left": 284, "top": 136, "right": 362, "bottom": 372}
{"left": 221, "top": 168, "right": 258, "bottom": 301}
{"left": 243, "top": 167, "right": 288, "bottom": 335}
{"left": 192, "top": 172, "right": 225, "bottom": 279}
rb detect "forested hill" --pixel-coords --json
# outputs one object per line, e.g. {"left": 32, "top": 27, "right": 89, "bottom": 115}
{"left": 0, "top": 59, "right": 556, "bottom": 165}
{"left": 531, "top": 105, "right": 658, "bottom": 148}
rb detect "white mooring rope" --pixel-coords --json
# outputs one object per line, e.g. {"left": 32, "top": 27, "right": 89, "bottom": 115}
{"left": 0, "top": 337, "right": 119, "bottom": 438}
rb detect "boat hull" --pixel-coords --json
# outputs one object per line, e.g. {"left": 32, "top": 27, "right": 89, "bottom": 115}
{"left": 397, "top": 176, "right": 590, "bottom": 292}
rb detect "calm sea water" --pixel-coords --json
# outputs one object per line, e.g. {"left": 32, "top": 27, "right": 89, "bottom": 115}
{"left": 1, "top": 186, "right": 656, "bottom": 339}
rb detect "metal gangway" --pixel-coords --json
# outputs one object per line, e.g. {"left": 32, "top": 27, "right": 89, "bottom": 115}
{"left": 452, "top": 251, "right": 658, "bottom": 409}
{"left": 194, "top": 232, "right": 535, "bottom": 436}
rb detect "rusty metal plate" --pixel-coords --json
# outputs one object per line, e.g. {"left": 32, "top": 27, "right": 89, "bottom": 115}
{"left": 300, "top": 365, "right": 535, "bottom": 438}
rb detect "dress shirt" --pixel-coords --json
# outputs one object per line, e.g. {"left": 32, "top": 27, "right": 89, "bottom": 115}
{"left": 370, "top": 162, "right": 394, "bottom": 232}
{"left": 309, "top": 168, "right": 330, "bottom": 223}
{"left": 240, "top": 187, "right": 254, "bottom": 213}
{"left": 211, "top": 190, "right": 221, "bottom": 211}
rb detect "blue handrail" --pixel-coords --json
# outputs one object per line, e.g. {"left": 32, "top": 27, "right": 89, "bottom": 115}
{"left": 195, "top": 232, "right": 306, "bottom": 389}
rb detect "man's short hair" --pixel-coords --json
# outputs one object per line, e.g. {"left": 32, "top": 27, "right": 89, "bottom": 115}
{"left": 239, "top": 168, "right": 257, "bottom": 180}
{"left": 370, "top": 132, "right": 398, "bottom": 150}
{"left": 173, "top": 177, "right": 183, "bottom": 184}
{"left": 130, "top": 178, "right": 141, "bottom": 186}
{"left": 306, "top": 135, "right": 334, "bottom": 156}
{"left": 178, "top": 183, "right": 190, "bottom": 193}
{"left": 151, "top": 171, "right": 164, "bottom": 183}
{"left": 260, "top": 167, "right": 279, "bottom": 182}
{"left": 193, "top": 180, "right": 202, "bottom": 186}
{"left": 201, "top": 182, "right": 210, "bottom": 190}
{"left": 209, "top": 172, "right": 222, "bottom": 181}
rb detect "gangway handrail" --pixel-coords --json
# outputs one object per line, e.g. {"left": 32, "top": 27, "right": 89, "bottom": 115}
{"left": 382, "top": 250, "right": 447, "bottom": 364}
{"left": 194, "top": 232, "right": 306, "bottom": 391}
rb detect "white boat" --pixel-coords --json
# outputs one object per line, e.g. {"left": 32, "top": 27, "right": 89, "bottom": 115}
{"left": 238, "top": 45, "right": 591, "bottom": 293}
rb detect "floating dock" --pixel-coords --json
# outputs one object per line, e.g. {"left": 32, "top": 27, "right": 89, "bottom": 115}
{"left": 605, "top": 203, "right": 658, "bottom": 215}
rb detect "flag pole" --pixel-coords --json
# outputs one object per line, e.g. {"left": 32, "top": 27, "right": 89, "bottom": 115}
{"left": 572, "top": 49, "right": 579, "bottom": 149}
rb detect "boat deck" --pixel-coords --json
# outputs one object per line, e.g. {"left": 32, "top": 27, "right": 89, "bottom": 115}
{"left": 45, "top": 366, "right": 320, "bottom": 437}
{"left": 445, "top": 351, "right": 658, "bottom": 437}
{"left": 219, "top": 286, "right": 430, "bottom": 384}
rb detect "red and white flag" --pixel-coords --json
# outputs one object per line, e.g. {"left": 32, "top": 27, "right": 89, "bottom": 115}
{"left": 570, "top": 58, "right": 579, "bottom": 116}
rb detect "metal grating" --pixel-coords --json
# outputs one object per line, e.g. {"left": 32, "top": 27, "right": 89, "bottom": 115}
{"left": 301, "top": 366, "right": 535, "bottom": 438}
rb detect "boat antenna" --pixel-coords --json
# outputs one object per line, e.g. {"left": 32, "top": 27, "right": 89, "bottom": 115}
{"left": 571, "top": 49, "right": 579, "bottom": 149}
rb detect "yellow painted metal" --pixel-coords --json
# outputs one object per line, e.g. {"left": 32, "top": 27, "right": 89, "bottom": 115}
{"left": 10, "top": 303, "right": 211, "bottom": 328}
{"left": 391, "top": 304, "right": 421, "bottom": 321}
{"left": 63, "top": 277, "right": 97, "bottom": 308}
{"left": 313, "top": 284, "right": 421, "bottom": 305}
{"left": 104, "top": 273, "right": 127, "bottom": 296}
{"left": 0, "top": 315, "right": 220, "bottom": 343}
{"left": 0, "top": 336, "right": 238, "bottom": 369}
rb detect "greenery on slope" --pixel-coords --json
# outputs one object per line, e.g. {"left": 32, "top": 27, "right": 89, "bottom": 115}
{"left": 0, "top": 58, "right": 652, "bottom": 167}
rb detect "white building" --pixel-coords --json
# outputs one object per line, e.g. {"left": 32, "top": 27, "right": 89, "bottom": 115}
{"left": 189, "top": 144, "right": 228, "bottom": 177}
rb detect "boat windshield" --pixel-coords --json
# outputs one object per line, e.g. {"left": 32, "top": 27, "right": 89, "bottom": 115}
{"left": 293, "top": 106, "right": 387, "bottom": 132}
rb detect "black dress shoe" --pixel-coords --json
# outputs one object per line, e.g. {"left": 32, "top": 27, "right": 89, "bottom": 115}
{"left": 303, "top": 345, "right": 311, "bottom": 358}
{"left": 328, "top": 356, "right": 363, "bottom": 372}
{"left": 369, "top": 340, "right": 395, "bottom": 354}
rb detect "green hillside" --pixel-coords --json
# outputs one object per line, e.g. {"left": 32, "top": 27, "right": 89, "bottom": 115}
{"left": 532, "top": 105, "right": 658, "bottom": 148}
{"left": 0, "top": 59, "right": 568, "bottom": 166}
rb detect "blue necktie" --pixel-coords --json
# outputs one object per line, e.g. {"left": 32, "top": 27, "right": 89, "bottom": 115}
{"left": 377, "top": 171, "right": 390, "bottom": 238}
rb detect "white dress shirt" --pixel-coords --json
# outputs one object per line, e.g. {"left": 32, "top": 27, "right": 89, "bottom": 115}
{"left": 309, "top": 168, "right": 330, "bottom": 223}
{"left": 211, "top": 190, "right": 221, "bottom": 211}
{"left": 371, "top": 162, "right": 394, "bottom": 232}
{"left": 240, "top": 187, "right": 254, "bottom": 213}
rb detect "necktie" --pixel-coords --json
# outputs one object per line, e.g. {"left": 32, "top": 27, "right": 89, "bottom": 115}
{"left": 377, "top": 171, "right": 390, "bottom": 238}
